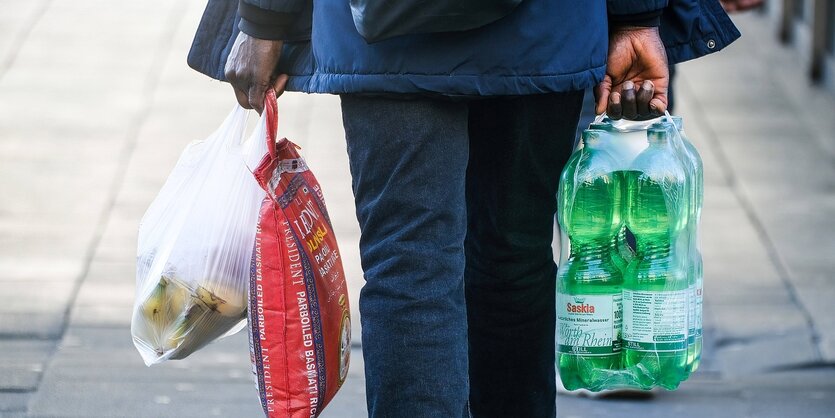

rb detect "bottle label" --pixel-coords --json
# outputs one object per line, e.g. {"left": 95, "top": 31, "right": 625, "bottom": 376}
{"left": 557, "top": 293, "right": 622, "bottom": 356}
{"left": 688, "top": 283, "right": 696, "bottom": 343}
{"left": 623, "top": 289, "right": 688, "bottom": 352}
{"left": 695, "top": 277, "right": 703, "bottom": 338}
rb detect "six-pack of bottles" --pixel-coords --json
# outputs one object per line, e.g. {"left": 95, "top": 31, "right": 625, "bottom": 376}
{"left": 556, "top": 115, "right": 703, "bottom": 391}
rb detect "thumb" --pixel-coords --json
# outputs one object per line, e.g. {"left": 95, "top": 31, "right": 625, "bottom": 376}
{"left": 273, "top": 74, "right": 289, "bottom": 97}
{"left": 649, "top": 96, "right": 667, "bottom": 115}
{"left": 594, "top": 76, "right": 612, "bottom": 115}
{"left": 248, "top": 82, "right": 269, "bottom": 115}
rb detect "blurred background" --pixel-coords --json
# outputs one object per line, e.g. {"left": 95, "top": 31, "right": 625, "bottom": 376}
{"left": 0, "top": 1, "right": 834, "bottom": 417}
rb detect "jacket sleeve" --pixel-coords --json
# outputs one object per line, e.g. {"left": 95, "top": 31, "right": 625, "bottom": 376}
{"left": 607, "top": 1, "right": 668, "bottom": 27}
{"left": 606, "top": 0, "right": 739, "bottom": 65}
{"left": 607, "top": 0, "right": 668, "bottom": 15}
{"left": 660, "top": 0, "right": 741, "bottom": 65}
{"left": 238, "top": 0, "right": 312, "bottom": 41}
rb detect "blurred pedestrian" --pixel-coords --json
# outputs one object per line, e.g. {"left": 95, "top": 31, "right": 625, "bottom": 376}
{"left": 188, "top": 1, "right": 739, "bottom": 416}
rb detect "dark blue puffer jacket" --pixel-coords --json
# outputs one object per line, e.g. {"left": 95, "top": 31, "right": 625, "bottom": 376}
{"left": 188, "top": 0, "right": 739, "bottom": 96}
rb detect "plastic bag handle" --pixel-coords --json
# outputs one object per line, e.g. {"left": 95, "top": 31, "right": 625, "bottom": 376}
{"left": 264, "top": 89, "right": 280, "bottom": 160}
{"left": 593, "top": 112, "right": 672, "bottom": 125}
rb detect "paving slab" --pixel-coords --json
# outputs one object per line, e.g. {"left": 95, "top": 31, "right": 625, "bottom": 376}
{"left": 557, "top": 367, "right": 835, "bottom": 418}
{"left": 0, "top": 392, "right": 31, "bottom": 414}
{"left": 68, "top": 278, "right": 135, "bottom": 328}
{"left": 709, "top": 301, "right": 811, "bottom": 342}
{"left": 754, "top": 196, "right": 835, "bottom": 282}
{"left": 714, "top": 329, "right": 819, "bottom": 376}
{"left": 0, "top": 340, "right": 54, "bottom": 392}
{"left": 27, "top": 326, "right": 366, "bottom": 417}
{"left": 28, "top": 327, "right": 260, "bottom": 417}
{"left": 557, "top": 380, "right": 749, "bottom": 418}
{"left": 793, "top": 285, "right": 835, "bottom": 361}
{"left": 0, "top": 314, "right": 64, "bottom": 340}
{"left": 321, "top": 346, "right": 367, "bottom": 417}
{"left": 720, "top": 137, "right": 835, "bottom": 194}
{"left": 705, "top": 285, "right": 794, "bottom": 306}
{"left": 0, "top": 281, "right": 75, "bottom": 315}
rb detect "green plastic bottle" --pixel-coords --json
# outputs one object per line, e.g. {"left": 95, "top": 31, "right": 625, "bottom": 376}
{"left": 623, "top": 124, "right": 690, "bottom": 390}
{"left": 588, "top": 122, "right": 634, "bottom": 274}
{"left": 557, "top": 130, "right": 624, "bottom": 391}
{"left": 671, "top": 117, "right": 704, "bottom": 373}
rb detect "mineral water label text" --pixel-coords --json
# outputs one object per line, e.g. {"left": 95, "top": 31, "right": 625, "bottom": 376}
{"left": 695, "top": 277, "right": 703, "bottom": 337}
{"left": 623, "top": 289, "right": 688, "bottom": 351}
{"left": 688, "top": 283, "right": 696, "bottom": 343}
{"left": 557, "top": 293, "right": 622, "bottom": 355}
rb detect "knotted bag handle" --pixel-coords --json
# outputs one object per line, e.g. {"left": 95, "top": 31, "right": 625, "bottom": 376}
{"left": 254, "top": 89, "right": 307, "bottom": 195}
{"left": 263, "top": 89, "right": 281, "bottom": 160}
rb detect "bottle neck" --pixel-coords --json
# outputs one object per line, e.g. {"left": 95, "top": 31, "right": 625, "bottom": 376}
{"left": 648, "top": 138, "right": 669, "bottom": 148}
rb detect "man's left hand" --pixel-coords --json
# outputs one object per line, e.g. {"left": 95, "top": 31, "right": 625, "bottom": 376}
{"left": 595, "top": 26, "right": 669, "bottom": 120}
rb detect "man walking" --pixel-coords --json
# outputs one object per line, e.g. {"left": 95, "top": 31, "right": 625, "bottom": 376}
{"left": 188, "top": 1, "right": 739, "bottom": 416}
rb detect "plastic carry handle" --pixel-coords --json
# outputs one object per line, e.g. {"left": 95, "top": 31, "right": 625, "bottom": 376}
{"left": 252, "top": 89, "right": 281, "bottom": 193}
{"left": 591, "top": 112, "right": 673, "bottom": 131}
{"left": 264, "top": 88, "right": 280, "bottom": 160}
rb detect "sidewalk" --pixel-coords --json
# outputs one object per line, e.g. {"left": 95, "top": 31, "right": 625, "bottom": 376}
{"left": 0, "top": 2, "right": 833, "bottom": 417}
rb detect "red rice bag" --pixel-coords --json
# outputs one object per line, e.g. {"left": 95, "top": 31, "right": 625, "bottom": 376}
{"left": 249, "top": 92, "right": 352, "bottom": 417}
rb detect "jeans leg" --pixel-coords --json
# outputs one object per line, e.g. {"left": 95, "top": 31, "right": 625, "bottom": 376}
{"left": 340, "top": 95, "right": 471, "bottom": 418}
{"left": 464, "top": 92, "right": 583, "bottom": 418}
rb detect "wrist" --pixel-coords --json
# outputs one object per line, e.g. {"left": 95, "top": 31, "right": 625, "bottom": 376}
{"left": 609, "top": 26, "right": 660, "bottom": 38}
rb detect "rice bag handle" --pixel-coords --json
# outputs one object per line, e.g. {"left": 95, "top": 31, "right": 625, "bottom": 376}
{"left": 254, "top": 89, "right": 305, "bottom": 196}
{"left": 253, "top": 89, "right": 282, "bottom": 192}
{"left": 264, "top": 88, "right": 281, "bottom": 160}
{"left": 263, "top": 89, "right": 300, "bottom": 161}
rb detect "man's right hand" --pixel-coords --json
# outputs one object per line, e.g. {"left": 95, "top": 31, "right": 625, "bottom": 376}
{"left": 224, "top": 32, "right": 287, "bottom": 114}
{"left": 595, "top": 26, "right": 669, "bottom": 120}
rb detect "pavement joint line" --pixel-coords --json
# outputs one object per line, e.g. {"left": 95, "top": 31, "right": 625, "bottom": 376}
{"left": 713, "top": 333, "right": 794, "bottom": 349}
{"left": 768, "top": 361, "right": 835, "bottom": 372}
{"left": 0, "top": 0, "right": 52, "bottom": 82}
{"left": 0, "top": 388, "right": 35, "bottom": 394}
{"left": 22, "top": 1, "right": 190, "bottom": 411}
{"left": 0, "top": 334, "right": 57, "bottom": 341}
{"left": 679, "top": 59, "right": 824, "bottom": 364}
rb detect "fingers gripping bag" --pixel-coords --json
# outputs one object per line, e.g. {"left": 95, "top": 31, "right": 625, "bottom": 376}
{"left": 556, "top": 113, "right": 703, "bottom": 392}
{"left": 131, "top": 104, "right": 268, "bottom": 365}
{"left": 249, "top": 91, "right": 351, "bottom": 417}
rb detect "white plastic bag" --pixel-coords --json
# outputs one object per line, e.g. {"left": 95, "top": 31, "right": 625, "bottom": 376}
{"left": 131, "top": 105, "right": 268, "bottom": 366}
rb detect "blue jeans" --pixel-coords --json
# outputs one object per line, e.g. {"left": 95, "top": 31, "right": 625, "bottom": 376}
{"left": 341, "top": 92, "right": 584, "bottom": 418}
